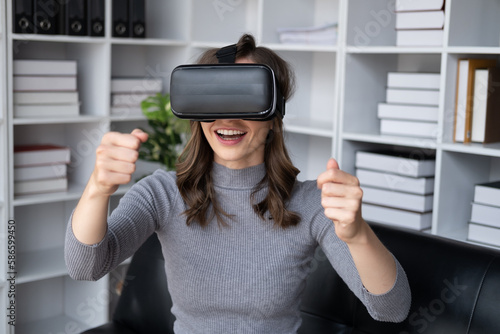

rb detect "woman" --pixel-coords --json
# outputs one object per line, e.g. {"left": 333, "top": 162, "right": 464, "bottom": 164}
{"left": 66, "top": 34, "right": 411, "bottom": 333}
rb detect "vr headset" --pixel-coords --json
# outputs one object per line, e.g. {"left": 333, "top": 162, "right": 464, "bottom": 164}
{"left": 170, "top": 45, "right": 285, "bottom": 121}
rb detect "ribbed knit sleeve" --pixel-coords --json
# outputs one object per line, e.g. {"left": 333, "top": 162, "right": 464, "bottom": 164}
{"left": 299, "top": 180, "right": 411, "bottom": 323}
{"left": 65, "top": 170, "right": 178, "bottom": 281}
{"left": 65, "top": 220, "right": 113, "bottom": 281}
{"left": 317, "top": 221, "right": 411, "bottom": 322}
{"left": 360, "top": 255, "right": 411, "bottom": 322}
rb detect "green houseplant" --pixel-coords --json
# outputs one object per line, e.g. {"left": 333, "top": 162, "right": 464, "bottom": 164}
{"left": 139, "top": 92, "right": 189, "bottom": 171}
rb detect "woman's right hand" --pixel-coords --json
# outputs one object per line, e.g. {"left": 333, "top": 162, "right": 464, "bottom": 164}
{"left": 90, "top": 128, "right": 149, "bottom": 196}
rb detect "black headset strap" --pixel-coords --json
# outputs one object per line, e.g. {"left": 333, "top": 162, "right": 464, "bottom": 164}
{"left": 216, "top": 44, "right": 237, "bottom": 63}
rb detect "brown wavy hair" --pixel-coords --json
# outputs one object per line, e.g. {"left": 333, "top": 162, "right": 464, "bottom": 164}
{"left": 176, "top": 34, "right": 300, "bottom": 228}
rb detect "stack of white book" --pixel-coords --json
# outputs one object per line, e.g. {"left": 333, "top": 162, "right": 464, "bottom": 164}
{"left": 395, "top": 0, "right": 445, "bottom": 47}
{"left": 14, "top": 144, "right": 71, "bottom": 196}
{"left": 355, "top": 150, "right": 436, "bottom": 231}
{"left": 13, "top": 60, "right": 79, "bottom": 118}
{"left": 378, "top": 72, "right": 440, "bottom": 138}
{"left": 468, "top": 181, "right": 500, "bottom": 247}
{"left": 110, "top": 78, "right": 163, "bottom": 116}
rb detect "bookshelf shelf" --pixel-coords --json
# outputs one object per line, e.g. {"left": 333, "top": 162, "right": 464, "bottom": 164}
{"left": 189, "top": 41, "right": 228, "bottom": 49}
{"left": 342, "top": 132, "right": 438, "bottom": 150}
{"left": 13, "top": 182, "right": 87, "bottom": 207}
{"left": 285, "top": 117, "right": 334, "bottom": 132}
{"left": 17, "top": 247, "right": 66, "bottom": 284}
{"left": 109, "top": 115, "right": 146, "bottom": 122}
{"left": 13, "top": 115, "right": 105, "bottom": 125}
{"left": 263, "top": 43, "right": 338, "bottom": 53}
{"left": 346, "top": 46, "right": 443, "bottom": 54}
{"left": 447, "top": 46, "right": 500, "bottom": 55}
{"left": 11, "top": 33, "right": 106, "bottom": 44}
{"left": 194, "top": 44, "right": 337, "bottom": 54}
{"left": 110, "top": 38, "right": 189, "bottom": 47}
{"left": 2, "top": 0, "right": 500, "bottom": 333}
{"left": 284, "top": 122, "right": 334, "bottom": 138}
{"left": 441, "top": 143, "right": 500, "bottom": 158}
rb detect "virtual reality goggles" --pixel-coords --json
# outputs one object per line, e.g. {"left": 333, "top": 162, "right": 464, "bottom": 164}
{"left": 170, "top": 63, "right": 285, "bottom": 121}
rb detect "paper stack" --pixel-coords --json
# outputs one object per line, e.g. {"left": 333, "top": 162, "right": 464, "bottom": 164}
{"left": 13, "top": 60, "right": 80, "bottom": 118}
{"left": 355, "top": 149, "right": 436, "bottom": 231}
{"left": 14, "top": 144, "right": 71, "bottom": 195}
{"left": 110, "top": 78, "right": 163, "bottom": 117}
{"left": 395, "top": 0, "right": 445, "bottom": 46}
{"left": 277, "top": 23, "right": 338, "bottom": 45}
{"left": 378, "top": 72, "right": 440, "bottom": 138}
{"left": 468, "top": 181, "right": 500, "bottom": 247}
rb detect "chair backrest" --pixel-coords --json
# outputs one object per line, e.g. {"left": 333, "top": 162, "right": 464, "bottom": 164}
{"left": 112, "top": 233, "right": 175, "bottom": 334}
{"left": 299, "top": 223, "right": 500, "bottom": 334}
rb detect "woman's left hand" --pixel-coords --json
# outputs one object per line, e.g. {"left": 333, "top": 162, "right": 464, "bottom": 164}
{"left": 317, "top": 158, "right": 366, "bottom": 244}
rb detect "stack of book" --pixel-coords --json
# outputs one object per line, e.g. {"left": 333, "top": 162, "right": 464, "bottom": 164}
{"left": 355, "top": 150, "right": 436, "bottom": 231}
{"left": 110, "top": 78, "right": 163, "bottom": 117}
{"left": 13, "top": 59, "right": 79, "bottom": 118}
{"left": 14, "top": 144, "right": 71, "bottom": 196}
{"left": 378, "top": 72, "right": 440, "bottom": 138}
{"left": 453, "top": 58, "right": 500, "bottom": 144}
{"left": 395, "top": 0, "right": 445, "bottom": 47}
{"left": 468, "top": 181, "right": 500, "bottom": 247}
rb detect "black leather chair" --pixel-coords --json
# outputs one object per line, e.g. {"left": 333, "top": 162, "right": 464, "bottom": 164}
{"left": 82, "top": 233, "right": 175, "bottom": 334}
{"left": 83, "top": 224, "right": 500, "bottom": 333}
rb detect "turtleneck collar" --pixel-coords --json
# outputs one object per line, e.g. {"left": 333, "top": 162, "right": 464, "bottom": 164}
{"left": 211, "top": 162, "right": 266, "bottom": 189}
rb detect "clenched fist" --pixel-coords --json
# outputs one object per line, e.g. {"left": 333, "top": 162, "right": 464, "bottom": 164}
{"left": 317, "top": 158, "right": 365, "bottom": 244}
{"left": 91, "top": 129, "right": 148, "bottom": 196}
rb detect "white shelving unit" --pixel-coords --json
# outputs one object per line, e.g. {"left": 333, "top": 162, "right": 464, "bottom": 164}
{"left": 1, "top": 0, "right": 499, "bottom": 332}
{"left": 1, "top": 0, "right": 10, "bottom": 333}
{"left": 339, "top": 0, "right": 500, "bottom": 244}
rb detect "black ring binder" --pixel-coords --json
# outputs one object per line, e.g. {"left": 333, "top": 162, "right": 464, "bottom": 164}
{"left": 34, "top": 0, "right": 57, "bottom": 35}
{"left": 67, "top": 0, "right": 88, "bottom": 36}
{"left": 13, "top": 0, "right": 35, "bottom": 34}
{"left": 112, "top": 0, "right": 130, "bottom": 37}
{"left": 89, "top": 0, "right": 105, "bottom": 36}
{"left": 130, "top": 0, "right": 146, "bottom": 38}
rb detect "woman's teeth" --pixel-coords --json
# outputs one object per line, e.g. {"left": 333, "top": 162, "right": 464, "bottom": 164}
{"left": 217, "top": 129, "right": 245, "bottom": 136}
{"left": 216, "top": 129, "right": 246, "bottom": 140}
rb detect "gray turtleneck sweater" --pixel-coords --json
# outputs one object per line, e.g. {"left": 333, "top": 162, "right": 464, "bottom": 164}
{"left": 65, "top": 163, "right": 411, "bottom": 333}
